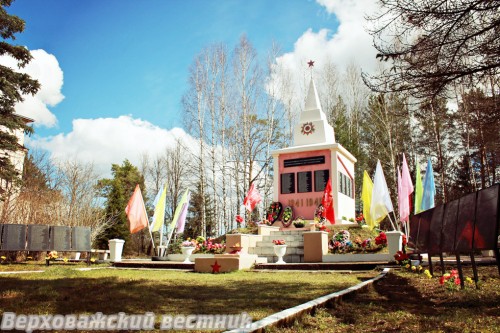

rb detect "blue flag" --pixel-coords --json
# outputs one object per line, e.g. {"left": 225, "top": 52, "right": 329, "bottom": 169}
{"left": 421, "top": 158, "right": 435, "bottom": 211}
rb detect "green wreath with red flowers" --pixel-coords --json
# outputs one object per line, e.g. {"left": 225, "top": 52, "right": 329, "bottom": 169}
{"left": 266, "top": 202, "right": 282, "bottom": 224}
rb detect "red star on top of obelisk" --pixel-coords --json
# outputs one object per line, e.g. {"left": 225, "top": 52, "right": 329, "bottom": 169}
{"left": 307, "top": 60, "right": 315, "bottom": 68}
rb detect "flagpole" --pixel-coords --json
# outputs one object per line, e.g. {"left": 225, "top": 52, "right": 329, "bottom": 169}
{"left": 387, "top": 213, "right": 397, "bottom": 231}
{"left": 144, "top": 204, "right": 156, "bottom": 251}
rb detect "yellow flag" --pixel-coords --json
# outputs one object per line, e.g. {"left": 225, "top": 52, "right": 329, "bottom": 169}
{"left": 151, "top": 186, "right": 167, "bottom": 232}
{"left": 361, "top": 170, "right": 374, "bottom": 229}
{"left": 414, "top": 161, "right": 423, "bottom": 214}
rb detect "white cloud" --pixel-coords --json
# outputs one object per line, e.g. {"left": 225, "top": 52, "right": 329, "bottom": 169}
{"left": 28, "top": 115, "right": 198, "bottom": 178}
{"left": 269, "top": 0, "right": 380, "bottom": 99}
{"left": 0, "top": 49, "right": 64, "bottom": 127}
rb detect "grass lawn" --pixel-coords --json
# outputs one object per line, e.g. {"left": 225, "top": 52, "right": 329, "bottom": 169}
{"left": 270, "top": 265, "right": 500, "bottom": 333}
{"left": 0, "top": 262, "right": 378, "bottom": 332}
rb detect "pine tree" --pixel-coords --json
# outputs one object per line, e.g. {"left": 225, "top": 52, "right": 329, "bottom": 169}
{"left": 96, "top": 160, "right": 145, "bottom": 249}
{"left": 0, "top": 0, "right": 40, "bottom": 186}
{"left": 184, "top": 181, "right": 215, "bottom": 239}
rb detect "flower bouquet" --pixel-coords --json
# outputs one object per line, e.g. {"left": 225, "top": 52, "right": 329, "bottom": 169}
{"left": 181, "top": 240, "right": 197, "bottom": 248}
{"left": 272, "top": 239, "right": 286, "bottom": 246}
{"left": 282, "top": 206, "right": 293, "bottom": 227}
{"left": 293, "top": 217, "right": 306, "bottom": 228}
{"left": 266, "top": 202, "right": 282, "bottom": 224}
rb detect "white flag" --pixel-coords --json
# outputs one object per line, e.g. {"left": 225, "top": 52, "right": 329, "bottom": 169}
{"left": 370, "top": 160, "right": 394, "bottom": 225}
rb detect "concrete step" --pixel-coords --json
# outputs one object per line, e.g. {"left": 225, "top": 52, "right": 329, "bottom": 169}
{"left": 249, "top": 246, "right": 304, "bottom": 256}
{"left": 261, "top": 254, "right": 304, "bottom": 264}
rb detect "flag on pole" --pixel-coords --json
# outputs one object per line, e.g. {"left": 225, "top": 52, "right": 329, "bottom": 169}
{"left": 414, "top": 160, "right": 423, "bottom": 214}
{"left": 176, "top": 191, "right": 191, "bottom": 234}
{"left": 151, "top": 185, "right": 167, "bottom": 232}
{"left": 370, "top": 160, "right": 394, "bottom": 227}
{"left": 421, "top": 158, "right": 435, "bottom": 211}
{"left": 169, "top": 189, "right": 189, "bottom": 231}
{"left": 125, "top": 184, "right": 148, "bottom": 234}
{"left": 400, "top": 153, "right": 414, "bottom": 222}
{"left": 321, "top": 178, "right": 335, "bottom": 224}
{"left": 397, "top": 167, "right": 403, "bottom": 221}
{"left": 361, "top": 171, "right": 374, "bottom": 229}
{"left": 243, "top": 182, "right": 262, "bottom": 212}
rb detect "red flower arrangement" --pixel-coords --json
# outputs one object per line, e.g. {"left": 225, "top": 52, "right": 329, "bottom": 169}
{"left": 375, "top": 232, "right": 387, "bottom": 246}
{"left": 272, "top": 239, "right": 286, "bottom": 246}
{"left": 394, "top": 250, "right": 409, "bottom": 262}
{"left": 440, "top": 269, "right": 461, "bottom": 288}
{"left": 235, "top": 215, "right": 244, "bottom": 224}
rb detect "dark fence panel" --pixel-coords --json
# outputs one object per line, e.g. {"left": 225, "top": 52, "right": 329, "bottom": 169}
{"left": 415, "top": 208, "right": 434, "bottom": 252}
{"left": 455, "top": 192, "right": 477, "bottom": 252}
{"left": 441, "top": 199, "right": 460, "bottom": 252}
{"left": 474, "top": 184, "right": 499, "bottom": 250}
{"left": 428, "top": 204, "right": 445, "bottom": 254}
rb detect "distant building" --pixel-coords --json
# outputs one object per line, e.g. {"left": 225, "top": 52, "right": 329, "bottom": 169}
{"left": 0, "top": 114, "right": 33, "bottom": 219}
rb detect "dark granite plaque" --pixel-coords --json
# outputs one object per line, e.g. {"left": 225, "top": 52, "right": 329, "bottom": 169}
{"left": 72, "top": 227, "right": 91, "bottom": 251}
{"left": 428, "top": 204, "right": 445, "bottom": 253}
{"left": 1, "top": 224, "right": 26, "bottom": 251}
{"left": 441, "top": 199, "right": 459, "bottom": 252}
{"left": 281, "top": 173, "right": 295, "bottom": 194}
{"left": 474, "top": 184, "right": 499, "bottom": 250}
{"left": 454, "top": 192, "right": 477, "bottom": 252}
{"left": 314, "top": 170, "right": 329, "bottom": 192}
{"left": 27, "top": 225, "right": 50, "bottom": 251}
{"left": 50, "top": 226, "right": 71, "bottom": 251}
{"left": 284, "top": 156, "right": 325, "bottom": 168}
{"left": 297, "top": 171, "right": 312, "bottom": 193}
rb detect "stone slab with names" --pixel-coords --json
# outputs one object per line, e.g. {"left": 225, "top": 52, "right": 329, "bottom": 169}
{"left": 1, "top": 224, "right": 26, "bottom": 251}
{"left": 27, "top": 225, "right": 50, "bottom": 251}
{"left": 72, "top": 227, "right": 91, "bottom": 251}
{"left": 50, "top": 226, "right": 72, "bottom": 251}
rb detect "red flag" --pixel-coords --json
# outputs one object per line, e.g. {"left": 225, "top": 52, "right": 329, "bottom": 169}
{"left": 125, "top": 184, "right": 148, "bottom": 234}
{"left": 322, "top": 179, "right": 335, "bottom": 224}
{"left": 243, "top": 182, "right": 262, "bottom": 212}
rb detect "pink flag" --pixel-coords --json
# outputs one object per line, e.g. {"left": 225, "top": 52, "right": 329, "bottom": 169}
{"left": 125, "top": 184, "right": 148, "bottom": 234}
{"left": 243, "top": 182, "right": 262, "bottom": 212}
{"left": 400, "top": 153, "right": 414, "bottom": 222}
{"left": 175, "top": 192, "right": 191, "bottom": 234}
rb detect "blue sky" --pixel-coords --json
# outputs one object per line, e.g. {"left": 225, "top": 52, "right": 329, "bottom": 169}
{"left": 9, "top": 0, "right": 336, "bottom": 135}
{"left": 4, "top": 0, "right": 379, "bottom": 177}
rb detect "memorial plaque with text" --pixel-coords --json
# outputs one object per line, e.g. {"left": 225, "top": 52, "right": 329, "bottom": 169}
{"left": 27, "top": 225, "right": 50, "bottom": 251}
{"left": 297, "top": 171, "right": 312, "bottom": 193}
{"left": 50, "top": 226, "right": 71, "bottom": 251}
{"left": 72, "top": 227, "right": 91, "bottom": 251}
{"left": 281, "top": 173, "right": 295, "bottom": 194}
{"left": 284, "top": 156, "right": 325, "bottom": 168}
{"left": 314, "top": 170, "right": 329, "bottom": 192}
{"left": 1, "top": 224, "right": 26, "bottom": 251}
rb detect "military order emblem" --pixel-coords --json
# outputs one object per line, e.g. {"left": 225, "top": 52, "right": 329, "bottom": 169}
{"left": 301, "top": 122, "right": 315, "bottom": 135}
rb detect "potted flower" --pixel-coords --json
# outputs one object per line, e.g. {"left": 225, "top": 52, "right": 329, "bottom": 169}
{"left": 181, "top": 239, "right": 197, "bottom": 263}
{"left": 272, "top": 239, "right": 287, "bottom": 264}
{"left": 293, "top": 217, "right": 306, "bottom": 228}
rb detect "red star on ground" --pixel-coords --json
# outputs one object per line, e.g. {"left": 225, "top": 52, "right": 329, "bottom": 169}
{"left": 211, "top": 260, "right": 221, "bottom": 273}
{"left": 307, "top": 60, "right": 315, "bottom": 68}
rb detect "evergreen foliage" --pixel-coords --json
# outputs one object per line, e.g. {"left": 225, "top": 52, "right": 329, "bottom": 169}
{"left": 96, "top": 160, "right": 145, "bottom": 249}
{"left": 0, "top": 0, "right": 40, "bottom": 187}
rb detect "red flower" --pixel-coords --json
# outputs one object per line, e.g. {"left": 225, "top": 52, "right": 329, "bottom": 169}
{"left": 454, "top": 278, "right": 461, "bottom": 285}
{"left": 235, "top": 215, "right": 244, "bottom": 224}
{"left": 375, "top": 232, "right": 387, "bottom": 246}
{"left": 394, "top": 250, "right": 409, "bottom": 262}
{"left": 402, "top": 234, "right": 407, "bottom": 246}
{"left": 439, "top": 276, "right": 445, "bottom": 285}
